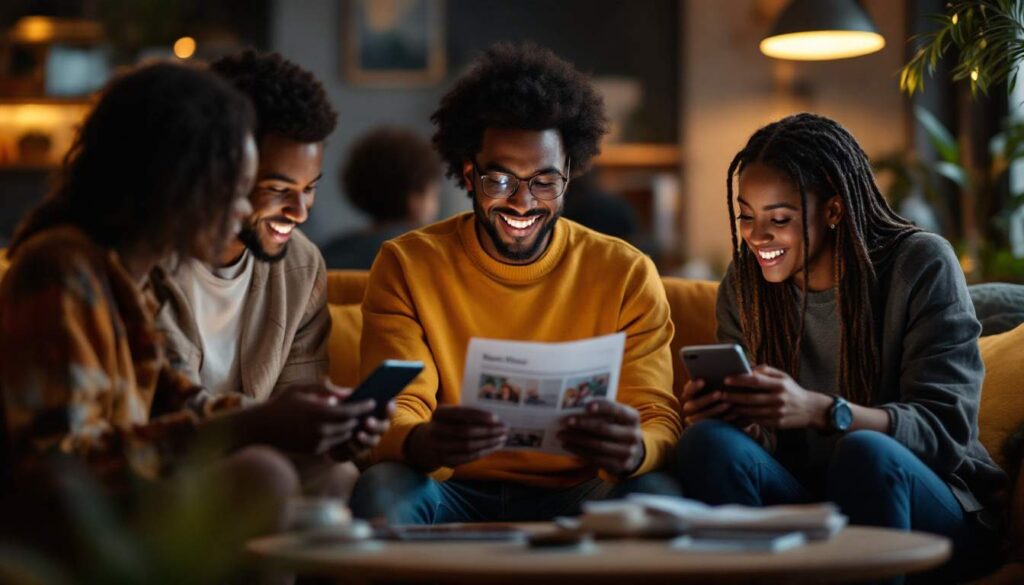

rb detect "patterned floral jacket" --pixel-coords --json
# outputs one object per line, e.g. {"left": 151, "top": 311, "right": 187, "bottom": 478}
{"left": 0, "top": 226, "right": 239, "bottom": 489}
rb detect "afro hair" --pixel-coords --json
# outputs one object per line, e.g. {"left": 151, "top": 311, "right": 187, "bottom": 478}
{"left": 343, "top": 126, "right": 440, "bottom": 222}
{"left": 431, "top": 42, "right": 607, "bottom": 186}
{"left": 210, "top": 49, "right": 337, "bottom": 143}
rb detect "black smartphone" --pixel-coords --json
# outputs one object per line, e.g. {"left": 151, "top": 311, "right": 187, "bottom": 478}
{"left": 679, "top": 344, "right": 752, "bottom": 395}
{"left": 346, "top": 360, "right": 424, "bottom": 419}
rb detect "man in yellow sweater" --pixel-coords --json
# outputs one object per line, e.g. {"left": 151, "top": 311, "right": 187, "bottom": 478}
{"left": 350, "top": 43, "right": 682, "bottom": 524}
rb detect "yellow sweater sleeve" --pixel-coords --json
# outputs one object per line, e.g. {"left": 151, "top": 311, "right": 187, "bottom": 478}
{"left": 601, "top": 255, "right": 682, "bottom": 482}
{"left": 359, "top": 242, "right": 451, "bottom": 477}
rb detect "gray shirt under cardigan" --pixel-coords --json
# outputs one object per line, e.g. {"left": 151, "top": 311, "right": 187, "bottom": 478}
{"left": 716, "top": 231, "right": 1007, "bottom": 514}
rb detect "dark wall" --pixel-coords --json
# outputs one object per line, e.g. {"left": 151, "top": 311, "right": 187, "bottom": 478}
{"left": 447, "top": 0, "right": 679, "bottom": 143}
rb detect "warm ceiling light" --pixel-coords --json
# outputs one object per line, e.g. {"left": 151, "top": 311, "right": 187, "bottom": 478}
{"left": 9, "top": 16, "right": 103, "bottom": 44}
{"left": 173, "top": 36, "right": 197, "bottom": 59}
{"left": 761, "top": 0, "right": 885, "bottom": 61}
{"left": 11, "top": 16, "right": 57, "bottom": 43}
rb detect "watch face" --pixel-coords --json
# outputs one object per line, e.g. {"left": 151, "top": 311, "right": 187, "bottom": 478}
{"left": 833, "top": 400, "right": 853, "bottom": 432}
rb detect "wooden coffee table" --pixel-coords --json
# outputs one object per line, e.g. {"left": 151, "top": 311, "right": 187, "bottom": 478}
{"left": 248, "top": 523, "right": 951, "bottom": 584}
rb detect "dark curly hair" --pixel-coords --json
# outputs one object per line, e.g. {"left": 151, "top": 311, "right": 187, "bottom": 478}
{"left": 343, "top": 126, "right": 440, "bottom": 222}
{"left": 210, "top": 49, "right": 337, "bottom": 143}
{"left": 432, "top": 42, "right": 607, "bottom": 187}
{"left": 10, "top": 62, "right": 255, "bottom": 259}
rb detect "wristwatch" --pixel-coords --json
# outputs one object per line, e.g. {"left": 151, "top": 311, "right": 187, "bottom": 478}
{"left": 828, "top": 395, "right": 853, "bottom": 433}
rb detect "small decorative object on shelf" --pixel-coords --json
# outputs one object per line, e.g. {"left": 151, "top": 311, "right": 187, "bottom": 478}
{"left": 0, "top": 15, "right": 105, "bottom": 172}
{"left": 16, "top": 130, "right": 51, "bottom": 166}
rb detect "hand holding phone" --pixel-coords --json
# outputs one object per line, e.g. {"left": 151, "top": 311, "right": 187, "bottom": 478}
{"left": 324, "top": 360, "right": 423, "bottom": 462}
{"left": 678, "top": 344, "right": 752, "bottom": 425}
{"left": 679, "top": 344, "right": 752, "bottom": 393}
{"left": 346, "top": 360, "right": 424, "bottom": 419}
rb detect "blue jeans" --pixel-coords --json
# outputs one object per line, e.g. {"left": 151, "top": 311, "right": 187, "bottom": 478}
{"left": 674, "top": 420, "right": 999, "bottom": 583}
{"left": 350, "top": 461, "right": 681, "bottom": 524}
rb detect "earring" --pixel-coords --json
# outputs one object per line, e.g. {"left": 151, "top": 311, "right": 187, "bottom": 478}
{"left": 829, "top": 223, "right": 837, "bottom": 230}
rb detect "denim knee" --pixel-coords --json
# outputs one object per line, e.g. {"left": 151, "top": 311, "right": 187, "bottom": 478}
{"left": 829, "top": 431, "right": 904, "bottom": 484}
{"left": 616, "top": 471, "right": 682, "bottom": 498}
{"left": 674, "top": 419, "right": 759, "bottom": 472}
{"left": 672, "top": 419, "right": 768, "bottom": 500}
{"left": 826, "top": 431, "right": 911, "bottom": 510}
{"left": 349, "top": 461, "right": 431, "bottom": 522}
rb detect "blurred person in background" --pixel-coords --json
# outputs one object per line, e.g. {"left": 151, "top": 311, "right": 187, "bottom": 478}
{"left": 322, "top": 126, "right": 441, "bottom": 270}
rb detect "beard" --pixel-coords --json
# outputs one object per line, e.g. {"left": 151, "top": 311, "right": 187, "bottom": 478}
{"left": 237, "top": 218, "right": 289, "bottom": 263}
{"left": 472, "top": 193, "right": 560, "bottom": 262}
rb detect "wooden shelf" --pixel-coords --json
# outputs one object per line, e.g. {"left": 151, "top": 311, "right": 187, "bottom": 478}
{"left": 0, "top": 97, "right": 93, "bottom": 106}
{"left": 0, "top": 164, "right": 57, "bottom": 172}
{"left": 595, "top": 143, "right": 682, "bottom": 168}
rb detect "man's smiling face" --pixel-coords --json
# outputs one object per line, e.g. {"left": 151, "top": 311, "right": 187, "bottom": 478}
{"left": 237, "top": 132, "right": 324, "bottom": 263}
{"left": 463, "top": 127, "right": 567, "bottom": 264}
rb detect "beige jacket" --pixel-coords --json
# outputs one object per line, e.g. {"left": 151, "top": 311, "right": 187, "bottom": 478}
{"left": 151, "top": 230, "right": 330, "bottom": 402}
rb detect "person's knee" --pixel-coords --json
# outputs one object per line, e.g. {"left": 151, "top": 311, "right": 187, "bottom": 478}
{"left": 619, "top": 471, "right": 682, "bottom": 497}
{"left": 832, "top": 431, "right": 902, "bottom": 474}
{"left": 829, "top": 431, "right": 908, "bottom": 494}
{"left": 674, "top": 419, "right": 756, "bottom": 470}
{"left": 230, "top": 445, "right": 301, "bottom": 502}
{"left": 220, "top": 446, "right": 301, "bottom": 533}
{"left": 304, "top": 461, "right": 360, "bottom": 501}
{"left": 350, "top": 462, "right": 429, "bottom": 520}
{"left": 355, "top": 461, "right": 421, "bottom": 492}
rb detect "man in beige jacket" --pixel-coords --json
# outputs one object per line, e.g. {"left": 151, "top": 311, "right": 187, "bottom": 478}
{"left": 153, "top": 50, "right": 378, "bottom": 498}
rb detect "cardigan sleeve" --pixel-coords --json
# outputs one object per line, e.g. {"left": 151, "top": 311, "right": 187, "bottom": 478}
{"left": 877, "top": 236, "right": 984, "bottom": 475}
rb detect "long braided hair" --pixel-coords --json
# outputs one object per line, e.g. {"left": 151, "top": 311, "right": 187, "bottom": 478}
{"left": 726, "top": 113, "right": 919, "bottom": 405}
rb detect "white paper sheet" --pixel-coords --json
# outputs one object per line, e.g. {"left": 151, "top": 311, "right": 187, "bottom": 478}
{"left": 460, "top": 333, "right": 626, "bottom": 455}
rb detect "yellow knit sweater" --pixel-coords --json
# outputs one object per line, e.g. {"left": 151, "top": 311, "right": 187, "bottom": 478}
{"left": 361, "top": 212, "right": 681, "bottom": 487}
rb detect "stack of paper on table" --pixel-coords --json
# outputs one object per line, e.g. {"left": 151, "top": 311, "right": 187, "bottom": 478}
{"left": 628, "top": 494, "right": 847, "bottom": 540}
{"left": 571, "top": 496, "right": 847, "bottom": 554}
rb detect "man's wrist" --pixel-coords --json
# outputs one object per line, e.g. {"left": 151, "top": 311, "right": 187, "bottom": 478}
{"left": 403, "top": 423, "right": 436, "bottom": 471}
{"left": 622, "top": 437, "right": 647, "bottom": 477}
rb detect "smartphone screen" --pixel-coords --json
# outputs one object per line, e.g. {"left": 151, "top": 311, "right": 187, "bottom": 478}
{"left": 679, "top": 344, "right": 752, "bottom": 394}
{"left": 347, "top": 360, "right": 424, "bottom": 418}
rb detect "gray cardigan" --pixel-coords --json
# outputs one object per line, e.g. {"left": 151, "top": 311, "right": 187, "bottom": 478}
{"left": 717, "top": 232, "right": 1007, "bottom": 513}
{"left": 150, "top": 229, "right": 331, "bottom": 402}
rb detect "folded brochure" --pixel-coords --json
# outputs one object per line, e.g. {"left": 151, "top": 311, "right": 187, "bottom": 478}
{"left": 460, "top": 333, "right": 626, "bottom": 456}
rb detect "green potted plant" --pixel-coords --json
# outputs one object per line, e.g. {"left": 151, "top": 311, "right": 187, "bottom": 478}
{"left": 902, "top": 0, "right": 1024, "bottom": 97}
{"left": 894, "top": 0, "right": 1024, "bottom": 282}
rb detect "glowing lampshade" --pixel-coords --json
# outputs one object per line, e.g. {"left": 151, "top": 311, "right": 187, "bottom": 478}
{"left": 761, "top": 0, "right": 885, "bottom": 61}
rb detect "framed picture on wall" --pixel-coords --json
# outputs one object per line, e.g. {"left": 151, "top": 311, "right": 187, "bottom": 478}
{"left": 343, "top": 0, "right": 446, "bottom": 87}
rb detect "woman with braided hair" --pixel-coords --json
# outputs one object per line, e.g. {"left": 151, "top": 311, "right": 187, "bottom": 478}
{"left": 675, "top": 113, "right": 1005, "bottom": 580}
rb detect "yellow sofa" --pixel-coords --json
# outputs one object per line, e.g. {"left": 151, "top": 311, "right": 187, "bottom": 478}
{"left": 326, "top": 270, "right": 1024, "bottom": 473}
{"left": 1, "top": 256, "right": 1021, "bottom": 488}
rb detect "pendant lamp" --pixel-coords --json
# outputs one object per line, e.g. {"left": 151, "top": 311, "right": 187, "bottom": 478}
{"left": 760, "top": 0, "right": 885, "bottom": 61}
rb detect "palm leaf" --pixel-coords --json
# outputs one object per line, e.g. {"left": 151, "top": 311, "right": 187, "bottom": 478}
{"left": 915, "top": 106, "right": 962, "bottom": 164}
{"left": 901, "top": 0, "right": 1024, "bottom": 96}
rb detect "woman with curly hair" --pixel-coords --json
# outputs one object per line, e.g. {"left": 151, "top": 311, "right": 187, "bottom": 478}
{"left": 0, "top": 62, "right": 359, "bottom": 570}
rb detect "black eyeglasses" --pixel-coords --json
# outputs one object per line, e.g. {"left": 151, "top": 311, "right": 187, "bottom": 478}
{"left": 472, "top": 158, "right": 571, "bottom": 201}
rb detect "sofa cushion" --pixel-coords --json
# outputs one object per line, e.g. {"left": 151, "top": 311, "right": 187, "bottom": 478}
{"left": 323, "top": 270, "right": 1022, "bottom": 470}
{"left": 327, "top": 270, "right": 369, "bottom": 306}
{"left": 970, "top": 282, "right": 1024, "bottom": 337}
{"left": 661, "top": 277, "right": 719, "bottom": 397}
{"left": 327, "top": 303, "right": 362, "bottom": 389}
{"left": 978, "top": 321, "right": 1024, "bottom": 471}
